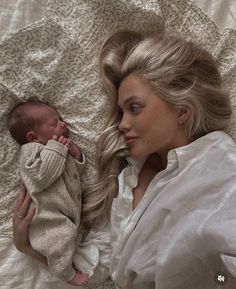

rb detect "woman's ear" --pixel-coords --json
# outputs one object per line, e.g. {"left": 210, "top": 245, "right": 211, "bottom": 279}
{"left": 26, "top": 131, "right": 39, "bottom": 143}
{"left": 177, "top": 106, "right": 191, "bottom": 125}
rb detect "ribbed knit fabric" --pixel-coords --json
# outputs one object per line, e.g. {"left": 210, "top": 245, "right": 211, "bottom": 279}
{"left": 20, "top": 140, "right": 85, "bottom": 282}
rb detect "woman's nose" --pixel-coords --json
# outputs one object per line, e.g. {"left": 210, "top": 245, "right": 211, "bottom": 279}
{"left": 118, "top": 114, "right": 130, "bottom": 132}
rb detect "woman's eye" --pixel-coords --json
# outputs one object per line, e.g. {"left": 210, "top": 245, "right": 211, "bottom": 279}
{"left": 130, "top": 104, "right": 142, "bottom": 114}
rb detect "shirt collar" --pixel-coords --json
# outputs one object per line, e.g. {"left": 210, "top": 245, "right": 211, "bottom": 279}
{"left": 125, "top": 131, "right": 231, "bottom": 171}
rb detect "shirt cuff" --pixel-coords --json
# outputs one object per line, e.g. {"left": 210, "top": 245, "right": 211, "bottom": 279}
{"left": 76, "top": 152, "right": 85, "bottom": 165}
{"left": 46, "top": 140, "right": 68, "bottom": 158}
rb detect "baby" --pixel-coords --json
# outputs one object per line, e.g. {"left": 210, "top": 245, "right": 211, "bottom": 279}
{"left": 8, "top": 100, "right": 89, "bottom": 286}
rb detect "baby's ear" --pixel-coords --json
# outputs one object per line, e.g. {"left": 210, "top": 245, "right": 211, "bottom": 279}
{"left": 26, "top": 131, "right": 39, "bottom": 143}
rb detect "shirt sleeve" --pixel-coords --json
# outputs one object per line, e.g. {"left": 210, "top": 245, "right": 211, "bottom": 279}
{"left": 200, "top": 188, "right": 236, "bottom": 279}
{"left": 73, "top": 220, "right": 111, "bottom": 284}
{"left": 20, "top": 140, "right": 68, "bottom": 192}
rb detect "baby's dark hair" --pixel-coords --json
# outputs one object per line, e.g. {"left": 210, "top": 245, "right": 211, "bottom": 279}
{"left": 8, "top": 100, "right": 48, "bottom": 145}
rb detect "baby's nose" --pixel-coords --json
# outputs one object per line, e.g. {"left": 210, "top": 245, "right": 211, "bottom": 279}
{"left": 60, "top": 120, "right": 66, "bottom": 127}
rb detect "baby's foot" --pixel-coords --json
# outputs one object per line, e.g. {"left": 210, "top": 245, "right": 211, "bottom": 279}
{"left": 68, "top": 271, "right": 89, "bottom": 286}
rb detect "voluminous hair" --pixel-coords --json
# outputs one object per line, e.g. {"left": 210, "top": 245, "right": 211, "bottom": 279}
{"left": 82, "top": 30, "right": 232, "bottom": 230}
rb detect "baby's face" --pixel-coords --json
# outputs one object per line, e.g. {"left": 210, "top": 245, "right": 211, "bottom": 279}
{"left": 34, "top": 105, "right": 68, "bottom": 144}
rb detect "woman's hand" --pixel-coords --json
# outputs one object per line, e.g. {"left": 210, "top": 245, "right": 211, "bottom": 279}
{"left": 13, "top": 183, "right": 48, "bottom": 266}
{"left": 13, "top": 183, "right": 35, "bottom": 253}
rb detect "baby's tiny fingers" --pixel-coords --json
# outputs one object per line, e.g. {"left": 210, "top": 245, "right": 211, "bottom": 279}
{"left": 66, "top": 138, "right": 72, "bottom": 145}
{"left": 58, "top": 136, "right": 67, "bottom": 145}
{"left": 52, "top": 135, "right": 58, "bottom": 140}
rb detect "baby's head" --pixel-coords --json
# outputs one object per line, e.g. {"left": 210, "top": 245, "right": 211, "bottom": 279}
{"left": 8, "top": 101, "right": 68, "bottom": 145}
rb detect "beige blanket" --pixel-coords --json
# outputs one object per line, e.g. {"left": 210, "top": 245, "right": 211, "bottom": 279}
{"left": 0, "top": 0, "right": 235, "bottom": 288}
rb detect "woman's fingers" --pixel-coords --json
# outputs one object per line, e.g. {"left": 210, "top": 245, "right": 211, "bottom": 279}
{"left": 13, "top": 183, "right": 27, "bottom": 214}
{"left": 17, "top": 192, "right": 31, "bottom": 218}
{"left": 13, "top": 183, "right": 33, "bottom": 224}
{"left": 13, "top": 184, "right": 36, "bottom": 253}
{"left": 19, "top": 193, "right": 31, "bottom": 217}
{"left": 24, "top": 207, "right": 36, "bottom": 225}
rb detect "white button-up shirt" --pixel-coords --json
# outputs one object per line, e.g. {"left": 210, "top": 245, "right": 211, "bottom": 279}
{"left": 110, "top": 131, "right": 236, "bottom": 289}
{"left": 81, "top": 131, "right": 236, "bottom": 289}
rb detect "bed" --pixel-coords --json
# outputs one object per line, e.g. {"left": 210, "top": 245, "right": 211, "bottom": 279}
{"left": 0, "top": 1, "right": 235, "bottom": 288}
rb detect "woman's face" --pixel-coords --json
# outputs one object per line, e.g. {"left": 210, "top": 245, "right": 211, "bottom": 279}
{"left": 118, "top": 75, "right": 190, "bottom": 162}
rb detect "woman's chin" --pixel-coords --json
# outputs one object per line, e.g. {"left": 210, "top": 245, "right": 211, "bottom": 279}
{"left": 129, "top": 149, "right": 148, "bottom": 160}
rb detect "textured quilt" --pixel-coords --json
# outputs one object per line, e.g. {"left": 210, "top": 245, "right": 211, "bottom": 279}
{"left": 0, "top": 0, "right": 235, "bottom": 288}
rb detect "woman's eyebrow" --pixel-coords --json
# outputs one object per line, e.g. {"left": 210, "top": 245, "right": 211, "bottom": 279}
{"left": 118, "top": 96, "right": 140, "bottom": 108}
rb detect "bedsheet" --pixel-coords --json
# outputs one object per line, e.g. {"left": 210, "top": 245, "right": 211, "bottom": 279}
{"left": 0, "top": 0, "right": 235, "bottom": 289}
{"left": 1, "top": 0, "right": 235, "bottom": 38}
{"left": 0, "top": 0, "right": 47, "bottom": 37}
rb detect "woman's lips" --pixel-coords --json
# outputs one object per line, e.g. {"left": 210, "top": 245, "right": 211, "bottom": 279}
{"left": 125, "top": 137, "right": 137, "bottom": 145}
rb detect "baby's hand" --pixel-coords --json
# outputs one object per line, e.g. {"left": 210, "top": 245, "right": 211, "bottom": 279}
{"left": 65, "top": 138, "right": 82, "bottom": 161}
{"left": 52, "top": 135, "right": 69, "bottom": 146}
{"left": 52, "top": 135, "right": 82, "bottom": 161}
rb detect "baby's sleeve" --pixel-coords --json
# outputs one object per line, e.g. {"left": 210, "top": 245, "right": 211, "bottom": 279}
{"left": 74, "top": 152, "right": 86, "bottom": 174}
{"left": 20, "top": 140, "right": 68, "bottom": 191}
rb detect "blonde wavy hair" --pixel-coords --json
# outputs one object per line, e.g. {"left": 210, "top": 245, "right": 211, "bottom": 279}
{"left": 82, "top": 30, "right": 232, "bottom": 230}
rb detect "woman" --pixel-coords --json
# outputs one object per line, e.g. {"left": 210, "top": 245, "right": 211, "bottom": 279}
{"left": 13, "top": 30, "right": 236, "bottom": 289}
